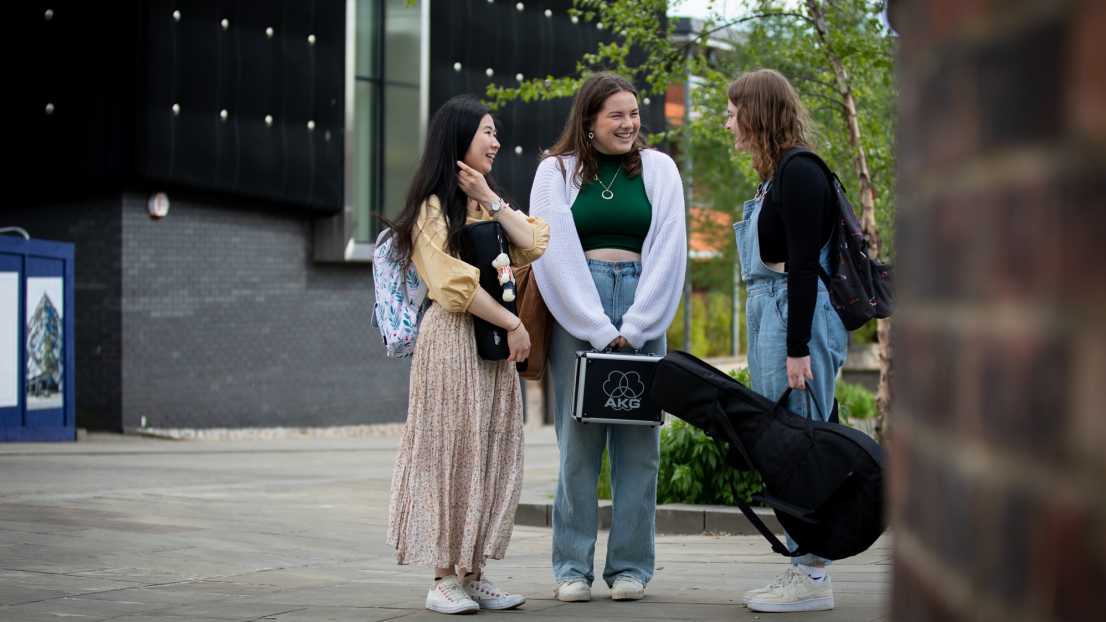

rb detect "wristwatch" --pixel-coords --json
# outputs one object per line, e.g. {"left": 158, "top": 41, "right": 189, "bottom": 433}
{"left": 487, "top": 199, "right": 505, "bottom": 216}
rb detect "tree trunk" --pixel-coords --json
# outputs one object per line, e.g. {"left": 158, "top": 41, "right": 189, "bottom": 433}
{"left": 805, "top": 0, "right": 891, "bottom": 442}
{"left": 875, "top": 317, "right": 892, "bottom": 440}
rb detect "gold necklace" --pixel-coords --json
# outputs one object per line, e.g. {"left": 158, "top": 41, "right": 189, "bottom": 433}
{"left": 594, "top": 166, "right": 620, "bottom": 200}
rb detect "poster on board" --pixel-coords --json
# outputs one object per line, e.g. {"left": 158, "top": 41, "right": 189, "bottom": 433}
{"left": 26, "top": 277, "right": 63, "bottom": 411}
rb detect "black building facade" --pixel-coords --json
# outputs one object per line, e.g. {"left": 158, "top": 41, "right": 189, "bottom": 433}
{"left": 8, "top": 0, "right": 663, "bottom": 432}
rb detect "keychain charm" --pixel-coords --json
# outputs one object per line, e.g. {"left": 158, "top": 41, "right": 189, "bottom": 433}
{"left": 492, "top": 252, "right": 516, "bottom": 302}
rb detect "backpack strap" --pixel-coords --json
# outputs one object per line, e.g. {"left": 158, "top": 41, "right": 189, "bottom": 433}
{"left": 767, "top": 148, "right": 843, "bottom": 288}
{"left": 768, "top": 148, "right": 841, "bottom": 205}
{"left": 768, "top": 147, "right": 813, "bottom": 205}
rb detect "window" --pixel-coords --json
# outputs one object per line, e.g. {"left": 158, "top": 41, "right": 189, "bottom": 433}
{"left": 315, "top": 0, "right": 425, "bottom": 261}
{"left": 353, "top": 0, "right": 383, "bottom": 243}
{"left": 352, "top": 0, "right": 425, "bottom": 244}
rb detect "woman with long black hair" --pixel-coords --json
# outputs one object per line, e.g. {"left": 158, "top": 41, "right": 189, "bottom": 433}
{"left": 386, "top": 94, "right": 549, "bottom": 615}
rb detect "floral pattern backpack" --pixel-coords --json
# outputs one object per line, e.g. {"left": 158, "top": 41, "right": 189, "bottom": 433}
{"left": 371, "top": 228, "right": 428, "bottom": 358}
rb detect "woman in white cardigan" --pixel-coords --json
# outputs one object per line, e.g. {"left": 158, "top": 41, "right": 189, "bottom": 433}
{"left": 530, "top": 72, "right": 686, "bottom": 603}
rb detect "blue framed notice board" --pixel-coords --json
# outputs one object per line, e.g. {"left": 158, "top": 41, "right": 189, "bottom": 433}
{"left": 0, "top": 236, "right": 76, "bottom": 441}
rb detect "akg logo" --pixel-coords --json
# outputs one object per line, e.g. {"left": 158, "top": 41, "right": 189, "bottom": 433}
{"left": 602, "top": 371, "right": 646, "bottom": 411}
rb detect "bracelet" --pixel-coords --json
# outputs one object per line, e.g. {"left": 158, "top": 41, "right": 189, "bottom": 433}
{"left": 508, "top": 319, "right": 523, "bottom": 333}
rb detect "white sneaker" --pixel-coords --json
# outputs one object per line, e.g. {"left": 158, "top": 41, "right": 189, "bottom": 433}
{"left": 610, "top": 576, "right": 646, "bottom": 601}
{"left": 742, "top": 567, "right": 804, "bottom": 605}
{"left": 425, "top": 576, "right": 479, "bottom": 614}
{"left": 463, "top": 575, "right": 525, "bottom": 610}
{"left": 746, "top": 569, "right": 834, "bottom": 612}
{"left": 554, "top": 579, "right": 591, "bottom": 602}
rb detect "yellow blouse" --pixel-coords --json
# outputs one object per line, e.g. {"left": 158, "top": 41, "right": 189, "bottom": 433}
{"left": 411, "top": 195, "right": 550, "bottom": 313}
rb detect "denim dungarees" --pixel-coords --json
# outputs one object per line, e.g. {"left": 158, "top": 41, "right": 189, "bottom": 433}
{"left": 733, "top": 183, "right": 848, "bottom": 566}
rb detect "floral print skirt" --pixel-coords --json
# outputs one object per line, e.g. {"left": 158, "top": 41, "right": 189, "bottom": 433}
{"left": 386, "top": 303, "right": 525, "bottom": 574}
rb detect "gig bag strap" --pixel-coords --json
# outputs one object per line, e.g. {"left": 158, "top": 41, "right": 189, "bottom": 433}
{"left": 772, "top": 387, "right": 827, "bottom": 421}
{"left": 713, "top": 401, "right": 805, "bottom": 558}
{"left": 773, "top": 387, "right": 828, "bottom": 443}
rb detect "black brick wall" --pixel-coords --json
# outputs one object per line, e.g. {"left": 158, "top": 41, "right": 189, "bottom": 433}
{"left": 118, "top": 193, "right": 409, "bottom": 430}
{"left": 5, "top": 193, "right": 410, "bottom": 431}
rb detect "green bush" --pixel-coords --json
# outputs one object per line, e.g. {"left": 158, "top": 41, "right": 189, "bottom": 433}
{"left": 656, "top": 365, "right": 762, "bottom": 504}
{"left": 657, "top": 418, "right": 764, "bottom": 505}
{"left": 731, "top": 367, "right": 751, "bottom": 385}
{"left": 597, "top": 420, "right": 762, "bottom": 504}
{"left": 851, "top": 320, "right": 879, "bottom": 344}
{"left": 836, "top": 379, "right": 877, "bottom": 422}
{"left": 597, "top": 446, "right": 611, "bottom": 500}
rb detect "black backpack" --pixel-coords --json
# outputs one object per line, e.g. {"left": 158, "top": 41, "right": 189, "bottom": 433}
{"left": 651, "top": 350, "right": 886, "bottom": 560}
{"left": 770, "top": 149, "right": 893, "bottom": 331}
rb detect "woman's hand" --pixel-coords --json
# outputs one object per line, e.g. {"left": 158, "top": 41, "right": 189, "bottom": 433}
{"left": 786, "top": 356, "right": 813, "bottom": 390}
{"left": 506, "top": 321, "right": 531, "bottom": 363}
{"left": 456, "top": 160, "right": 497, "bottom": 205}
{"left": 607, "top": 336, "right": 630, "bottom": 351}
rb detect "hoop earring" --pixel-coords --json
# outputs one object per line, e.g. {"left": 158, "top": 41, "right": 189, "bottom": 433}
{"left": 588, "top": 131, "right": 594, "bottom": 140}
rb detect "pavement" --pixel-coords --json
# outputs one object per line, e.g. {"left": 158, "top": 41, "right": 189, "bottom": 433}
{"left": 0, "top": 426, "right": 891, "bottom": 621}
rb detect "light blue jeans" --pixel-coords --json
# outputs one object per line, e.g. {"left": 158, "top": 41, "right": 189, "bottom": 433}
{"left": 548, "top": 260, "right": 665, "bottom": 587}
{"left": 735, "top": 188, "right": 849, "bottom": 566}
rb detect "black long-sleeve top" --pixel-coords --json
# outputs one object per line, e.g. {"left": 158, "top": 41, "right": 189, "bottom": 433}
{"left": 758, "top": 155, "right": 836, "bottom": 357}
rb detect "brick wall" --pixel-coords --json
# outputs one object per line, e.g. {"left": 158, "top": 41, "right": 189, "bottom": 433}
{"left": 890, "top": 1, "right": 1106, "bottom": 621}
{"left": 5, "top": 194, "right": 411, "bottom": 431}
{"left": 119, "top": 193, "right": 410, "bottom": 430}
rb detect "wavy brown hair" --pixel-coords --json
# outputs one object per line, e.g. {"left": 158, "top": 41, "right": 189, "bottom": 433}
{"left": 727, "top": 69, "right": 812, "bottom": 180}
{"left": 546, "top": 72, "right": 646, "bottom": 187}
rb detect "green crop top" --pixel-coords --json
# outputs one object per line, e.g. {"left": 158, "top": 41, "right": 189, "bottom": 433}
{"left": 571, "top": 152, "right": 652, "bottom": 253}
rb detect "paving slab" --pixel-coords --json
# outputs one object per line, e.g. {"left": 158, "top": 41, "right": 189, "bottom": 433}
{"left": 0, "top": 427, "right": 890, "bottom": 621}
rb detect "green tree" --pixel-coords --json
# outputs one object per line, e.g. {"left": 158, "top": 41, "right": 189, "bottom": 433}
{"left": 487, "top": 0, "right": 897, "bottom": 437}
{"left": 721, "top": 0, "right": 896, "bottom": 440}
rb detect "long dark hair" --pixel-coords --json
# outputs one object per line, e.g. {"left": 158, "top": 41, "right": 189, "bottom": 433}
{"left": 545, "top": 72, "right": 646, "bottom": 187}
{"left": 389, "top": 94, "right": 501, "bottom": 263}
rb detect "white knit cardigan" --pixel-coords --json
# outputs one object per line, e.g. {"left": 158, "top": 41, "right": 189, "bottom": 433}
{"left": 529, "top": 149, "right": 687, "bottom": 350}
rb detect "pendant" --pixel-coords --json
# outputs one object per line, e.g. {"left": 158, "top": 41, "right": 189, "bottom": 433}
{"left": 601, "top": 189, "right": 614, "bottom": 200}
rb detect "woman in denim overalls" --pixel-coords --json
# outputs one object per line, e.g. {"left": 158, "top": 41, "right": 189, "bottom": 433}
{"left": 726, "top": 70, "right": 848, "bottom": 613}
